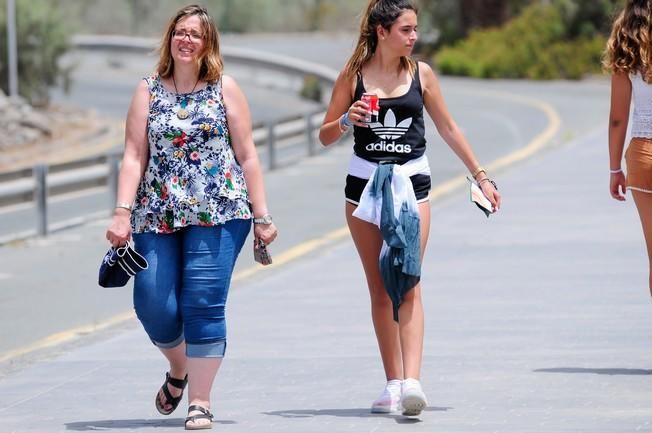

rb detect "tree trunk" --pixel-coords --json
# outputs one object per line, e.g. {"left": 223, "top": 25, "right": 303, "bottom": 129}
{"left": 459, "top": 0, "right": 510, "bottom": 34}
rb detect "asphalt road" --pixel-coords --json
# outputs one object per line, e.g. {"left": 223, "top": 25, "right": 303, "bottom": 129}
{"left": 1, "top": 79, "right": 549, "bottom": 240}
{"left": 0, "top": 33, "right": 612, "bottom": 366}
{"left": 3, "top": 110, "right": 649, "bottom": 433}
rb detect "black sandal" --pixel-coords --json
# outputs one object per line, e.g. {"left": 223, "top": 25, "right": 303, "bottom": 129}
{"left": 155, "top": 372, "right": 188, "bottom": 415}
{"left": 185, "top": 404, "right": 214, "bottom": 430}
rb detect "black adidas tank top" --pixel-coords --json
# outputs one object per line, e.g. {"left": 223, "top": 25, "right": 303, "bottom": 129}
{"left": 352, "top": 62, "right": 426, "bottom": 164}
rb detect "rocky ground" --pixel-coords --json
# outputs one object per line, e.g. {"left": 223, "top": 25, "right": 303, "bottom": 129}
{"left": 0, "top": 90, "right": 116, "bottom": 173}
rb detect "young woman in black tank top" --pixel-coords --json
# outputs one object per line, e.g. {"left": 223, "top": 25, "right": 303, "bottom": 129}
{"left": 319, "top": 0, "right": 501, "bottom": 417}
{"left": 345, "top": 62, "right": 431, "bottom": 204}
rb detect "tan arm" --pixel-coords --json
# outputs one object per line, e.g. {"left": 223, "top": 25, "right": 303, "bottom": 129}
{"left": 608, "top": 72, "right": 632, "bottom": 171}
{"left": 222, "top": 75, "right": 277, "bottom": 244}
{"left": 420, "top": 61, "right": 500, "bottom": 210}
{"left": 105, "top": 79, "right": 150, "bottom": 246}
{"left": 608, "top": 72, "right": 632, "bottom": 201}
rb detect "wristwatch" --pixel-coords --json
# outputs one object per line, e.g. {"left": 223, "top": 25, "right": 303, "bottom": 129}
{"left": 253, "top": 214, "right": 273, "bottom": 225}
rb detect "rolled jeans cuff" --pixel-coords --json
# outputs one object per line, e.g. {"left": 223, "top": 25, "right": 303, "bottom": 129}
{"left": 153, "top": 333, "right": 184, "bottom": 349}
{"left": 186, "top": 339, "right": 227, "bottom": 358}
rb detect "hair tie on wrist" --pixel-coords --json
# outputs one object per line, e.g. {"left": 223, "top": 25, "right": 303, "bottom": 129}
{"left": 610, "top": 168, "right": 623, "bottom": 174}
{"left": 338, "top": 114, "right": 350, "bottom": 133}
{"left": 339, "top": 113, "right": 352, "bottom": 133}
{"left": 341, "top": 112, "right": 352, "bottom": 127}
{"left": 478, "top": 177, "right": 498, "bottom": 190}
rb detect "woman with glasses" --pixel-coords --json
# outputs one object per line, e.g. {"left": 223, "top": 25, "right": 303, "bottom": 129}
{"left": 105, "top": 4, "right": 277, "bottom": 429}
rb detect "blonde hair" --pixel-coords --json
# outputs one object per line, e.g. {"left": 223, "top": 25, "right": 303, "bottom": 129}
{"left": 156, "top": 4, "right": 223, "bottom": 82}
{"left": 343, "top": 0, "right": 418, "bottom": 78}
{"left": 604, "top": 0, "right": 652, "bottom": 82}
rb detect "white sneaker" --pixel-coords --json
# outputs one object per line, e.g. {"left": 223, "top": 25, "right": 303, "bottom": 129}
{"left": 371, "top": 379, "right": 402, "bottom": 413}
{"left": 401, "top": 378, "right": 428, "bottom": 416}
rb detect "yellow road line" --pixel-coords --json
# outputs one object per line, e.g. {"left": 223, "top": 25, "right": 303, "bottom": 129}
{"left": 429, "top": 91, "right": 561, "bottom": 201}
{"left": 0, "top": 311, "right": 135, "bottom": 364}
{"left": 0, "top": 91, "right": 560, "bottom": 364}
{"left": 232, "top": 227, "right": 350, "bottom": 281}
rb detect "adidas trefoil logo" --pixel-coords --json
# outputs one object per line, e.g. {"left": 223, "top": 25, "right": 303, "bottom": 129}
{"left": 366, "top": 109, "right": 413, "bottom": 153}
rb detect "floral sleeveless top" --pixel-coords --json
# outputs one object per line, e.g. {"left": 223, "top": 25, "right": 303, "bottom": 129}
{"left": 132, "top": 75, "right": 251, "bottom": 234}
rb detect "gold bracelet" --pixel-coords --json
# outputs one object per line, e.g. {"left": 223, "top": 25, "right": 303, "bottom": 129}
{"left": 471, "top": 166, "right": 485, "bottom": 178}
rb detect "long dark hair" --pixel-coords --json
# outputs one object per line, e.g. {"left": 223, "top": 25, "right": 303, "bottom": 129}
{"left": 343, "top": 0, "right": 418, "bottom": 78}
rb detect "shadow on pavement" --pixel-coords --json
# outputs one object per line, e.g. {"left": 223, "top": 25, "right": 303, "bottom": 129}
{"left": 65, "top": 417, "right": 236, "bottom": 430}
{"left": 534, "top": 367, "right": 652, "bottom": 375}
{"left": 263, "top": 406, "right": 450, "bottom": 423}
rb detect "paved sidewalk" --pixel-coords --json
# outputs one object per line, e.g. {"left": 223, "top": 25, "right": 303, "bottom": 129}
{"left": 1, "top": 127, "right": 651, "bottom": 433}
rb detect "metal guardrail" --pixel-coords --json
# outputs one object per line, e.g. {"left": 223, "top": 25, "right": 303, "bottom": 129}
{"left": 72, "top": 34, "right": 340, "bottom": 90}
{"left": 0, "top": 36, "right": 340, "bottom": 239}
{"left": 0, "top": 109, "right": 328, "bottom": 236}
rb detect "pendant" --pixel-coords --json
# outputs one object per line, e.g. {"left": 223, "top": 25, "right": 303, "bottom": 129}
{"left": 177, "top": 96, "right": 190, "bottom": 120}
{"left": 177, "top": 108, "right": 189, "bottom": 120}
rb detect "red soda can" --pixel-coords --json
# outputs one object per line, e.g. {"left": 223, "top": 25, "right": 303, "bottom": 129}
{"left": 361, "top": 93, "right": 379, "bottom": 123}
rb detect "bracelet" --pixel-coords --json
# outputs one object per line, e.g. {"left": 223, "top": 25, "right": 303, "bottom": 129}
{"left": 338, "top": 113, "right": 351, "bottom": 133}
{"left": 478, "top": 177, "right": 498, "bottom": 190}
{"left": 610, "top": 168, "right": 623, "bottom": 174}
{"left": 115, "top": 202, "right": 132, "bottom": 212}
{"left": 471, "top": 166, "right": 486, "bottom": 178}
{"left": 338, "top": 116, "right": 349, "bottom": 133}
{"left": 341, "top": 112, "right": 352, "bottom": 127}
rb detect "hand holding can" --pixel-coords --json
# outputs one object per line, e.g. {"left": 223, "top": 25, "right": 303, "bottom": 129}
{"left": 345, "top": 96, "right": 377, "bottom": 128}
{"left": 361, "top": 93, "right": 379, "bottom": 123}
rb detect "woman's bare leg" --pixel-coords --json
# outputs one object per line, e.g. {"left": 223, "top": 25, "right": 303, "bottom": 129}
{"left": 156, "top": 343, "right": 187, "bottom": 413}
{"left": 346, "top": 202, "right": 403, "bottom": 380}
{"left": 185, "top": 357, "right": 223, "bottom": 428}
{"left": 632, "top": 191, "right": 652, "bottom": 294}
{"left": 399, "top": 201, "right": 430, "bottom": 380}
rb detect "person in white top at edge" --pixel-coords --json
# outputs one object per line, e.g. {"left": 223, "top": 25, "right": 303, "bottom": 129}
{"left": 319, "top": 0, "right": 501, "bottom": 417}
{"left": 605, "top": 0, "right": 652, "bottom": 294}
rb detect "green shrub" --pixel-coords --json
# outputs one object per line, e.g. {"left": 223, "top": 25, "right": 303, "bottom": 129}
{"left": 528, "top": 36, "right": 605, "bottom": 79}
{"left": 0, "top": 0, "right": 72, "bottom": 104}
{"left": 434, "top": 1, "right": 607, "bottom": 80}
{"left": 300, "top": 75, "right": 322, "bottom": 103}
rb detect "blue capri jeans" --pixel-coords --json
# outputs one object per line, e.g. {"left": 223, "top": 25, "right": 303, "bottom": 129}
{"left": 132, "top": 219, "right": 251, "bottom": 358}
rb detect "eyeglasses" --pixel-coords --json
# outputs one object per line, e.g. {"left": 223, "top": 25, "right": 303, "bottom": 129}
{"left": 172, "top": 29, "right": 203, "bottom": 42}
